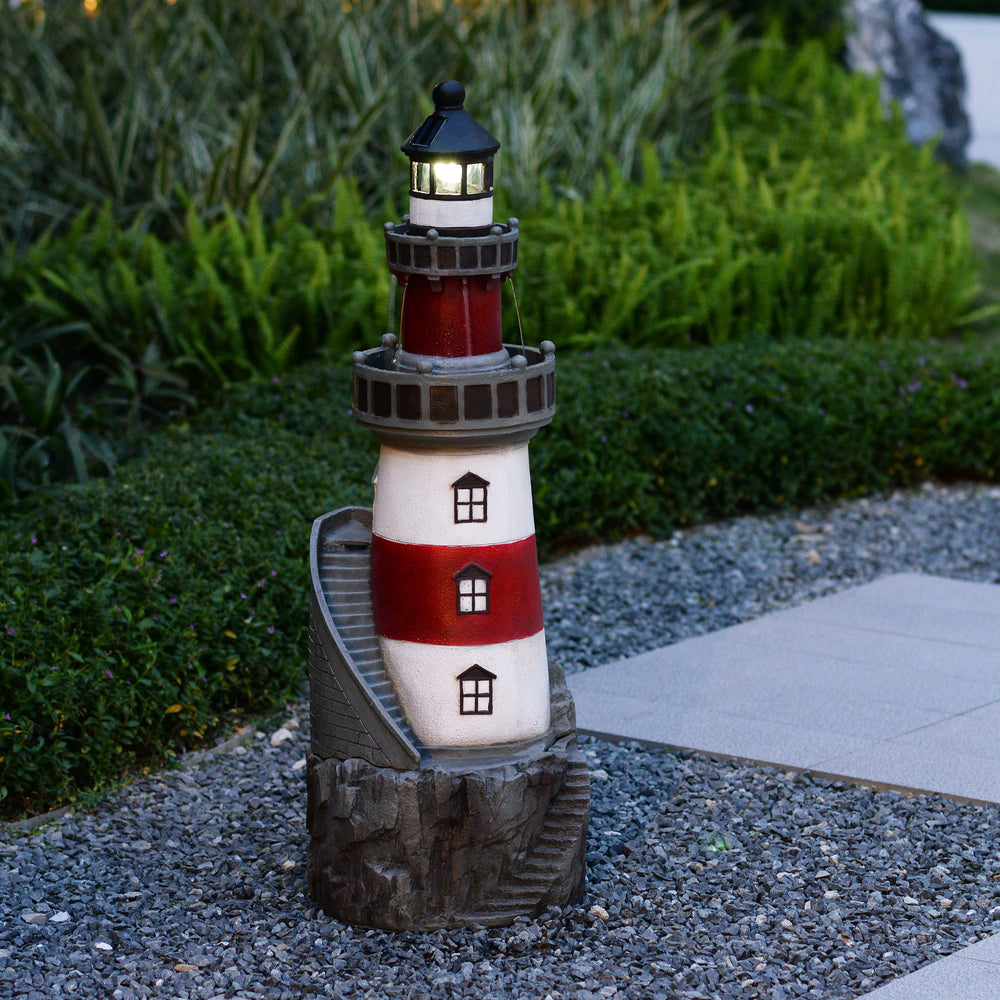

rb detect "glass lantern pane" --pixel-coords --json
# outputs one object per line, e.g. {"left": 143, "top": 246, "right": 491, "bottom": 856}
{"left": 412, "top": 161, "right": 432, "bottom": 194}
{"left": 432, "top": 161, "right": 463, "bottom": 196}
{"left": 466, "top": 162, "right": 487, "bottom": 194}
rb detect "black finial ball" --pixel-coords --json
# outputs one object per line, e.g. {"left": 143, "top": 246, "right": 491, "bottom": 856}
{"left": 432, "top": 80, "right": 466, "bottom": 111}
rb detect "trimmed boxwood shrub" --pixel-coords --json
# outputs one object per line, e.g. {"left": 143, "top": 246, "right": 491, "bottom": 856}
{"left": 3, "top": 339, "right": 1000, "bottom": 819}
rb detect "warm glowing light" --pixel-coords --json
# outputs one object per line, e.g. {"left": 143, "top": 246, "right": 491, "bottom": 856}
{"left": 83, "top": 0, "right": 99, "bottom": 14}
{"left": 432, "top": 161, "right": 463, "bottom": 196}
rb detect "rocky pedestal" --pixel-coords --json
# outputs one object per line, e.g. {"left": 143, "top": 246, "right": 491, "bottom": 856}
{"left": 306, "top": 665, "right": 589, "bottom": 930}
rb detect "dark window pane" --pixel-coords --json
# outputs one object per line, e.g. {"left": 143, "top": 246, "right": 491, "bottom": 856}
{"left": 460, "top": 246, "right": 478, "bottom": 269}
{"left": 429, "top": 385, "right": 459, "bottom": 422}
{"left": 481, "top": 245, "right": 497, "bottom": 268}
{"left": 464, "top": 384, "right": 492, "bottom": 420}
{"left": 354, "top": 376, "right": 368, "bottom": 412}
{"left": 547, "top": 372, "right": 556, "bottom": 406}
{"left": 372, "top": 380, "right": 392, "bottom": 417}
{"left": 436, "top": 246, "right": 457, "bottom": 270}
{"left": 497, "top": 381, "right": 518, "bottom": 418}
{"left": 397, "top": 383, "right": 422, "bottom": 420}
{"left": 414, "top": 244, "right": 432, "bottom": 269}
{"left": 527, "top": 376, "right": 543, "bottom": 413}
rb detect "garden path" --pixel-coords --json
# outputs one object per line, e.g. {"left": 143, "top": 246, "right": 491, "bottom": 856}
{"left": 569, "top": 572, "right": 1000, "bottom": 999}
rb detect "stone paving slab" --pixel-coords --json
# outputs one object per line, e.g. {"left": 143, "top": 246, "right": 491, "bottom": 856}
{"left": 859, "top": 932, "right": 1000, "bottom": 1000}
{"left": 569, "top": 573, "right": 1000, "bottom": 800}
{"left": 567, "top": 572, "right": 1000, "bottom": 1000}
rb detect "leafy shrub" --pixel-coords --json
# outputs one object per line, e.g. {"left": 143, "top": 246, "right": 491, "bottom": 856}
{"left": 0, "top": 0, "right": 740, "bottom": 243}
{"left": 514, "top": 39, "right": 988, "bottom": 350}
{"left": 0, "top": 182, "right": 387, "bottom": 501}
{"left": 3, "top": 45, "right": 988, "bottom": 502}
{"left": 3, "top": 340, "right": 1000, "bottom": 818}
{"left": 720, "top": 0, "right": 845, "bottom": 44}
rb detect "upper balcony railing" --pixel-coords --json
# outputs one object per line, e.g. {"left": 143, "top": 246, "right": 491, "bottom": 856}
{"left": 384, "top": 220, "right": 518, "bottom": 279}
{"left": 352, "top": 343, "right": 555, "bottom": 448}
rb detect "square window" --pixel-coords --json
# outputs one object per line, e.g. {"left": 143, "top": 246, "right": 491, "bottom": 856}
{"left": 453, "top": 473, "right": 489, "bottom": 524}
{"left": 456, "top": 567, "right": 490, "bottom": 615}
{"left": 459, "top": 666, "right": 495, "bottom": 715}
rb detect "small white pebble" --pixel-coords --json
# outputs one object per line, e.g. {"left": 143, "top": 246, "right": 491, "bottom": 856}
{"left": 589, "top": 904, "right": 609, "bottom": 921}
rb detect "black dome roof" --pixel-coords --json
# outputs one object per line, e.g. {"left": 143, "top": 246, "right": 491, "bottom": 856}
{"left": 401, "top": 81, "right": 500, "bottom": 160}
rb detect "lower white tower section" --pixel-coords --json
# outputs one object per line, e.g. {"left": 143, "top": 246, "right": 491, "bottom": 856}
{"left": 370, "top": 441, "right": 550, "bottom": 749}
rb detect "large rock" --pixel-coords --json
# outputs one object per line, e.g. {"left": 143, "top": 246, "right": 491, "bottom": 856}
{"left": 844, "top": 0, "right": 971, "bottom": 169}
{"left": 306, "top": 660, "right": 589, "bottom": 930}
{"left": 306, "top": 733, "right": 589, "bottom": 930}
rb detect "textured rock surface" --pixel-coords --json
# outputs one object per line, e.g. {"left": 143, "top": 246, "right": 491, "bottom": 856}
{"left": 844, "top": 0, "right": 970, "bottom": 168}
{"left": 306, "top": 733, "right": 588, "bottom": 930}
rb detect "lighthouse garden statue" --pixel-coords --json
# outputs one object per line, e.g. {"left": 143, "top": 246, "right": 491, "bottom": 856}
{"left": 305, "top": 81, "right": 589, "bottom": 931}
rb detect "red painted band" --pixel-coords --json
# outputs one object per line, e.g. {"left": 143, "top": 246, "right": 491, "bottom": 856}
{"left": 370, "top": 534, "right": 544, "bottom": 645}
{"left": 398, "top": 275, "right": 502, "bottom": 358}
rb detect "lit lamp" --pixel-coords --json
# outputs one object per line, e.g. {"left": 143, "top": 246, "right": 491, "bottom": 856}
{"left": 306, "top": 81, "right": 588, "bottom": 931}
{"left": 402, "top": 80, "right": 498, "bottom": 234}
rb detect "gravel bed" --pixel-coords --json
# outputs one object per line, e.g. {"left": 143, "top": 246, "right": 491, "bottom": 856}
{"left": 3, "top": 482, "right": 1000, "bottom": 1000}
{"left": 541, "top": 481, "right": 1000, "bottom": 673}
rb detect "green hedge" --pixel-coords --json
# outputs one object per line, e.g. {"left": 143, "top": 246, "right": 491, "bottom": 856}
{"left": 3, "top": 339, "right": 1000, "bottom": 819}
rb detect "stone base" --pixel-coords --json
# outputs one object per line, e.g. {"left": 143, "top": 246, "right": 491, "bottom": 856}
{"left": 306, "top": 732, "right": 589, "bottom": 930}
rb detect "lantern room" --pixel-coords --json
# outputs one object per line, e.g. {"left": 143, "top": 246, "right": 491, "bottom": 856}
{"left": 401, "top": 80, "right": 500, "bottom": 234}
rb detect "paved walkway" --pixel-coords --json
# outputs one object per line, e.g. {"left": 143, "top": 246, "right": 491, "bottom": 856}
{"left": 929, "top": 12, "right": 1000, "bottom": 169}
{"left": 568, "top": 572, "right": 1000, "bottom": 999}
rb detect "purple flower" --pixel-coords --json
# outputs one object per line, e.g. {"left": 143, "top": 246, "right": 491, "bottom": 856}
{"left": 159, "top": 551, "right": 168, "bottom": 559}
{"left": 6, "top": 628, "right": 13, "bottom": 636}
{"left": 30, "top": 535, "right": 37, "bottom": 545}
{"left": 169, "top": 597, "right": 178, "bottom": 605}
{"left": 725, "top": 401, "right": 734, "bottom": 408}
{"left": 104, "top": 670, "right": 114, "bottom": 680}
{"left": 267, "top": 626, "right": 275, "bottom": 634}
{"left": 271, "top": 569, "right": 278, "bottom": 576}
{"left": 240, "top": 593, "right": 247, "bottom": 600}
{"left": 745, "top": 404, "right": 754, "bottom": 413}
{"left": 5, "top": 713, "right": 10, "bottom": 721}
